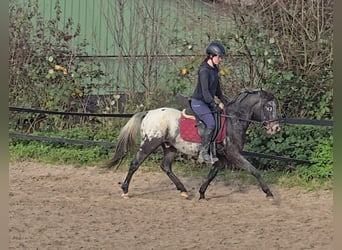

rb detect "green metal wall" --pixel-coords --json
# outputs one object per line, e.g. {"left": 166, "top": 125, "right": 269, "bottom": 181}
{"left": 15, "top": 0, "right": 233, "bottom": 94}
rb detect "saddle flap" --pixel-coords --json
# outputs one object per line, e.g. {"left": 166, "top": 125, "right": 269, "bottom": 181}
{"left": 179, "top": 111, "right": 227, "bottom": 143}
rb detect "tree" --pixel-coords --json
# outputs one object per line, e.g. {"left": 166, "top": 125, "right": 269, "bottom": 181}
{"left": 219, "top": 0, "right": 333, "bottom": 119}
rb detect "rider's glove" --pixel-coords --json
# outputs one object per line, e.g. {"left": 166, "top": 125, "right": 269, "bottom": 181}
{"left": 210, "top": 103, "right": 222, "bottom": 113}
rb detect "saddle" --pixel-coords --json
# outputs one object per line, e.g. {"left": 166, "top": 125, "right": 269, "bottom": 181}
{"left": 179, "top": 107, "right": 227, "bottom": 143}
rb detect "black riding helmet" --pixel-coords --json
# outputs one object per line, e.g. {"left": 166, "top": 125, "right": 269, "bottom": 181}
{"left": 206, "top": 41, "right": 226, "bottom": 56}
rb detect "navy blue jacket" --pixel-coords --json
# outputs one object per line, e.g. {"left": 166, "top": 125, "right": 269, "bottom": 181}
{"left": 191, "top": 62, "right": 226, "bottom": 108}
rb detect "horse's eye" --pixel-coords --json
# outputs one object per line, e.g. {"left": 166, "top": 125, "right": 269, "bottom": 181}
{"left": 265, "top": 106, "right": 273, "bottom": 112}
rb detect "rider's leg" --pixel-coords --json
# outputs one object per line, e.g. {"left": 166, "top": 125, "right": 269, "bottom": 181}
{"left": 190, "top": 99, "right": 218, "bottom": 164}
{"left": 199, "top": 126, "right": 218, "bottom": 163}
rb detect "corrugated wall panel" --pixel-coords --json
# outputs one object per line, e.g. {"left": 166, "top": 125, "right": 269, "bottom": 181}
{"left": 16, "top": 0, "right": 233, "bottom": 94}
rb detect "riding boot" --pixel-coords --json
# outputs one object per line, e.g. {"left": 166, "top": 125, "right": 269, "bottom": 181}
{"left": 199, "top": 128, "right": 218, "bottom": 164}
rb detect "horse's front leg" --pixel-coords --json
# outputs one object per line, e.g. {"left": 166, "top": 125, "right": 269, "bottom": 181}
{"left": 199, "top": 159, "right": 225, "bottom": 200}
{"left": 235, "top": 154, "right": 273, "bottom": 199}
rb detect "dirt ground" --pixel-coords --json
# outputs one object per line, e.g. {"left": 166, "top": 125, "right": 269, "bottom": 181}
{"left": 9, "top": 161, "right": 333, "bottom": 250}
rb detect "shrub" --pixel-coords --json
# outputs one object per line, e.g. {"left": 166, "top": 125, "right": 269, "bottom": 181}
{"left": 244, "top": 124, "right": 332, "bottom": 172}
{"left": 9, "top": 0, "right": 105, "bottom": 130}
{"left": 295, "top": 136, "right": 333, "bottom": 181}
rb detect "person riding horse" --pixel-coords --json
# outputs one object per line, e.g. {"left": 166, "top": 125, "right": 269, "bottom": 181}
{"left": 190, "top": 41, "right": 229, "bottom": 164}
{"left": 105, "top": 89, "right": 281, "bottom": 200}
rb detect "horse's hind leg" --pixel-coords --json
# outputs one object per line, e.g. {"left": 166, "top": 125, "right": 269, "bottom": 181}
{"left": 160, "top": 145, "right": 188, "bottom": 197}
{"left": 121, "top": 138, "right": 161, "bottom": 197}
{"left": 120, "top": 150, "right": 148, "bottom": 197}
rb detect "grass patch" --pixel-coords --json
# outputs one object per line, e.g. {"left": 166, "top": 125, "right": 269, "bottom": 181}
{"left": 9, "top": 141, "right": 110, "bottom": 167}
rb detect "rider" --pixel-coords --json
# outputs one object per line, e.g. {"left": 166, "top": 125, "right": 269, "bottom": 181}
{"left": 190, "top": 41, "right": 229, "bottom": 164}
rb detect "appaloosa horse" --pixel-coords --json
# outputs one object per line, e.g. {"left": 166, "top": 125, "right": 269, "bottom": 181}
{"left": 105, "top": 89, "right": 281, "bottom": 200}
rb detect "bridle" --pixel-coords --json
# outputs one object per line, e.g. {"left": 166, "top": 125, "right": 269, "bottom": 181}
{"left": 197, "top": 90, "right": 279, "bottom": 129}
{"left": 219, "top": 90, "right": 280, "bottom": 128}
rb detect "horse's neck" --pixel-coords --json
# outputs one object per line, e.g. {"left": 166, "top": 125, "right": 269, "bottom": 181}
{"left": 226, "top": 115, "right": 250, "bottom": 151}
{"left": 227, "top": 102, "right": 254, "bottom": 123}
{"left": 225, "top": 92, "right": 262, "bottom": 149}
{"left": 226, "top": 104, "right": 254, "bottom": 150}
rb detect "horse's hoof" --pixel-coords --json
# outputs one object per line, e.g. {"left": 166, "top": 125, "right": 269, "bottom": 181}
{"left": 121, "top": 193, "right": 130, "bottom": 199}
{"left": 266, "top": 195, "right": 275, "bottom": 203}
{"left": 180, "top": 192, "right": 189, "bottom": 199}
{"left": 197, "top": 157, "right": 204, "bottom": 164}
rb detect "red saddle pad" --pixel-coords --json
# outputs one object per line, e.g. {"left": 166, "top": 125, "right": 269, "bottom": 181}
{"left": 179, "top": 112, "right": 226, "bottom": 143}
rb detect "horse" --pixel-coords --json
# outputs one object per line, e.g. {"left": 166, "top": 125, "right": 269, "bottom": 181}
{"left": 105, "top": 89, "right": 281, "bottom": 200}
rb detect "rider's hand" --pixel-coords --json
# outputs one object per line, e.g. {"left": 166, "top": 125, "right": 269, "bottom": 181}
{"left": 219, "top": 102, "right": 224, "bottom": 109}
{"left": 212, "top": 104, "right": 222, "bottom": 113}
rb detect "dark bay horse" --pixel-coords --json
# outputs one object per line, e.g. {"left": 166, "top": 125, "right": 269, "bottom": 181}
{"left": 105, "top": 89, "right": 281, "bottom": 200}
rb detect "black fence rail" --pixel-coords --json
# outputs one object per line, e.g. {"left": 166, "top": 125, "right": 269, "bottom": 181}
{"left": 9, "top": 106, "right": 333, "bottom": 164}
{"left": 9, "top": 106, "right": 334, "bottom": 126}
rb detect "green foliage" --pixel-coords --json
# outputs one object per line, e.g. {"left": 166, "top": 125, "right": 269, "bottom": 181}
{"left": 9, "top": 0, "right": 105, "bottom": 129}
{"left": 160, "top": 56, "right": 201, "bottom": 109}
{"left": 10, "top": 142, "right": 105, "bottom": 166}
{"left": 9, "top": 124, "right": 121, "bottom": 165}
{"left": 310, "top": 136, "right": 333, "bottom": 167}
{"left": 244, "top": 125, "right": 332, "bottom": 172}
{"left": 295, "top": 136, "right": 333, "bottom": 181}
{"left": 217, "top": 1, "right": 333, "bottom": 120}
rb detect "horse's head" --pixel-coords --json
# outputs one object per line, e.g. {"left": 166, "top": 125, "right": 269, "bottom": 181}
{"left": 251, "top": 90, "right": 281, "bottom": 135}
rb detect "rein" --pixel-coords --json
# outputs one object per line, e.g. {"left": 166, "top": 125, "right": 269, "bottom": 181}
{"left": 220, "top": 113, "right": 279, "bottom": 126}
{"left": 200, "top": 110, "right": 278, "bottom": 126}
{"left": 220, "top": 113, "right": 263, "bottom": 124}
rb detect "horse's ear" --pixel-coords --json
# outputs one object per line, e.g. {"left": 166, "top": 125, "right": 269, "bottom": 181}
{"left": 264, "top": 90, "right": 275, "bottom": 98}
{"left": 266, "top": 90, "right": 276, "bottom": 101}
{"left": 260, "top": 89, "right": 275, "bottom": 101}
{"left": 259, "top": 88, "right": 267, "bottom": 97}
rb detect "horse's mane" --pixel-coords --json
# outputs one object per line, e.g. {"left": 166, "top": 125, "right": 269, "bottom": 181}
{"left": 227, "top": 88, "right": 274, "bottom": 107}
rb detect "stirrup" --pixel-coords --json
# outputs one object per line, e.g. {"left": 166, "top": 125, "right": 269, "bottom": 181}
{"left": 198, "top": 149, "right": 209, "bottom": 164}
{"left": 209, "top": 142, "right": 218, "bottom": 163}
{"left": 199, "top": 151, "right": 218, "bottom": 164}
{"left": 209, "top": 154, "right": 219, "bottom": 164}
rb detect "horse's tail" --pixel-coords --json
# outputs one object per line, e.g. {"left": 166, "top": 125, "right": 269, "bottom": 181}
{"left": 105, "top": 111, "right": 148, "bottom": 169}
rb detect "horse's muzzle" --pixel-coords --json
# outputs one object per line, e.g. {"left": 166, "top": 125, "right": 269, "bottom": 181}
{"left": 263, "top": 121, "right": 281, "bottom": 135}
